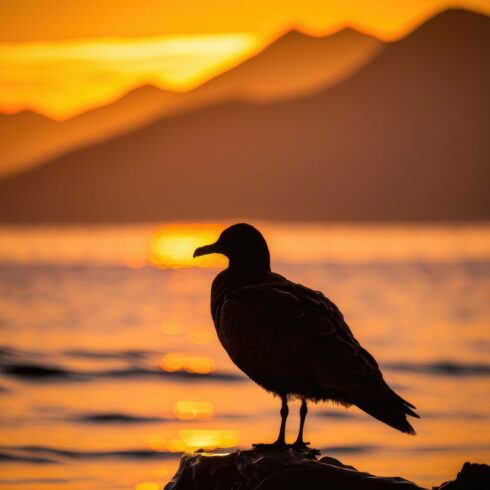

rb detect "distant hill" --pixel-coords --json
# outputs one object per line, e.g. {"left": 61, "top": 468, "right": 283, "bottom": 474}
{"left": 0, "top": 86, "right": 180, "bottom": 176}
{"left": 185, "top": 27, "right": 383, "bottom": 102}
{"left": 0, "top": 28, "right": 382, "bottom": 177}
{"left": 0, "top": 9, "right": 488, "bottom": 223}
{"left": 0, "top": 111, "right": 58, "bottom": 174}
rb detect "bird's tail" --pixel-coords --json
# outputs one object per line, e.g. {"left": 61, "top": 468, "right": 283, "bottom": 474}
{"left": 355, "top": 390, "right": 420, "bottom": 435}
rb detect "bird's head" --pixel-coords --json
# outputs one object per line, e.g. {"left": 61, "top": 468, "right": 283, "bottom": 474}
{"left": 193, "top": 223, "right": 271, "bottom": 271}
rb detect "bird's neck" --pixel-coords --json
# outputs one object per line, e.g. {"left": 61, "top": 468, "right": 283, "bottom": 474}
{"left": 228, "top": 257, "right": 271, "bottom": 272}
{"left": 211, "top": 266, "right": 274, "bottom": 326}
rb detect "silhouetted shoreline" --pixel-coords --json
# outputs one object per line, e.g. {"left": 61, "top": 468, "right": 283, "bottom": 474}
{"left": 164, "top": 447, "right": 490, "bottom": 489}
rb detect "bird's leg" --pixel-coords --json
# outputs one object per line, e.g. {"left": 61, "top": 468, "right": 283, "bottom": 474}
{"left": 275, "top": 394, "right": 289, "bottom": 445}
{"left": 291, "top": 398, "right": 310, "bottom": 449}
{"left": 253, "top": 395, "right": 289, "bottom": 449}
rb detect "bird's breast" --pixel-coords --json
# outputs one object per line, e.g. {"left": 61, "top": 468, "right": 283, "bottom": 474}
{"left": 216, "top": 298, "right": 308, "bottom": 395}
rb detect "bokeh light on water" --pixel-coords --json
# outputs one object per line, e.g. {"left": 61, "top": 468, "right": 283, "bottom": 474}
{"left": 0, "top": 222, "right": 489, "bottom": 490}
{"left": 173, "top": 397, "right": 214, "bottom": 421}
{"left": 159, "top": 353, "right": 215, "bottom": 374}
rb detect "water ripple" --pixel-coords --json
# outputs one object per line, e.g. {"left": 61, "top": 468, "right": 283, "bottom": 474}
{"left": 385, "top": 361, "right": 490, "bottom": 376}
{"left": 0, "top": 445, "right": 175, "bottom": 462}
{"left": 0, "top": 362, "right": 242, "bottom": 382}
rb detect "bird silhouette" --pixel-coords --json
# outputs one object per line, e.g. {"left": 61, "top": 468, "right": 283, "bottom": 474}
{"left": 194, "top": 223, "right": 419, "bottom": 449}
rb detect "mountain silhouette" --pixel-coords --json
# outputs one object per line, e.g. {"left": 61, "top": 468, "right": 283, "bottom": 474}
{"left": 0, "top": 86, "right": 180, "bottom": 177}
{"left": 0, "top": 28, "right": 382, "bottom": 177}
{"left": 185, "top": 27, "right": 383, "bottom": 103}
{"left": 0, "top": 9, "right": 488, "bottom": 222}
{"left": 0, "top": 111, "right": 58, "bottom": 175}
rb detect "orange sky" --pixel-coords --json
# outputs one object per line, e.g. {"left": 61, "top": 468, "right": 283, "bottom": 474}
{"left": 2, "top": 0, "right": 490, "bottom": 118}
{"left": 0, "top": 33, "right": 261, "bottom": 118}
{"left": 3, "top": 0, "right": 490, "bottom": 41}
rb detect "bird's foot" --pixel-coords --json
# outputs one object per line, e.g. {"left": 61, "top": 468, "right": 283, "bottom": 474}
{"left": 290, "top": 440, "right": 310, "bottom": 450}
{"left": 290, "top": 440, "right": 321, "bottom": 455}
{"left": 252, "top": 440, "right": 289, "bottom": 451}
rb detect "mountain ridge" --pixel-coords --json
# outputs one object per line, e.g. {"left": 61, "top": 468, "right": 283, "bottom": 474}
{"left": 0, "top": 8, "right": 488, "bottom": 222}
{"left": 0, "top": 26, "right": 384, "bottom": 176}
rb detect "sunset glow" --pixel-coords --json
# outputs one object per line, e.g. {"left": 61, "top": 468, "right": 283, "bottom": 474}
{"left": 1, "top": 0, "right": 489, "bottom": 486}
{"left": 0, "top": 34, "right": 261, "bottom": 119}
{"left": 135, "top": 483, "right": 160, "bottom": 490}
{"left": 159, "top": 353, "right": 215, "bottom": 374}
{"left": 2, "top": 0, "right": 490, "bottom": 118}
{"left": 1, "top": 222, "right": 490, "bottom": 488}
{"left": 173, "top": 398, "right": 214, "bottom": 421}
{"left": 161, "top": 320, "right": 184, "bottom": 336}
{"left": 150, "top": 224, "right": 227, "bottom": 269}
{"left": 166, "top": 430, "right": 240, "bottom": 452}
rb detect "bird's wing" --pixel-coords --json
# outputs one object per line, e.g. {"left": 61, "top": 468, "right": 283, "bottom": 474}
{"left": 220, "top": 279, "right": 416, "bottom": 405}
{"left": 221, "top": 280, "right": 381, "bottom": 392}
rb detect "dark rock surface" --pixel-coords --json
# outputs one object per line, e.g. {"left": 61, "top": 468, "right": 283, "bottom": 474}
{"left": 164, "top": 447, "right": 428, "bottom": 490}
{"left": 432, "top": 462, "right": 490, "bottom": 490}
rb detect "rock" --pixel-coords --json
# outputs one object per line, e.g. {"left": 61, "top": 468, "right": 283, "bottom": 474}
{"left": 432, "top": 462, "right": 490, "bottom": 490}
{"left": 164, "top": 447, "right": 427, "bottom": 490}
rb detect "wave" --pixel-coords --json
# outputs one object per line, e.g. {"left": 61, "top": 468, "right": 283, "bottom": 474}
{"left": 419, "top": 410, "right": 490, "bottom": 420}
{"left": 5, "top": 359, "right": 488, "bottom": 385}
{"left": 0, "top": 478, "right": 74, "bottom": 485}
{"left": 63, "top": 348, "right": 156, "bottom": 360}
{"left": 0, "top": 445, "right": 175, "bottom": 463}
{"left": 3, "top": 442, "right": 490, "bottom": 466}
{"left": 72, "top": 412, "right": 166, "bottom": 424}
{"left": 316, "top": 408, "right": 489, "bottom": 421}
{"left": 0, "top": 451, "right": 56, "bottom": 464}
{"left": 385, "top": 361, "right": 490, "bottom": 376}
{"left": 322, "top": 443, "right": 490, "bottom": 455}
{"left": 0, "top": 345, "right": 243, "bottom": 383}
{"left": 0, "top": 346, "right": 29, "bottom": 360}
{"left": 0, "top": 346, "right": 155, "bottom": 361}
{"left": 323, "top": 444, "right": 379, "bottom": 454}
{"left": 102, "top": 366, "right": 242, "bottom": 381}
{"left": 0, "top": 362, "right": 242, "bottom": 382}
{"left": 1, "top": 364, "right": 75, "bottom": 379}
{"left": 315, "top": 410, "right": 358, "bottom": 419}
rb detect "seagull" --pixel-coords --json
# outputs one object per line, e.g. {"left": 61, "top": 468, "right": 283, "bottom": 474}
{"left": 194, "top": 223, "right": 418, "bottom": 449}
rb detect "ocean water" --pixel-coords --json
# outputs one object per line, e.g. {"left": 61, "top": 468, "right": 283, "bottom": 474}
{"left": 0, "top": 223, "right": 489, "bottom": 490}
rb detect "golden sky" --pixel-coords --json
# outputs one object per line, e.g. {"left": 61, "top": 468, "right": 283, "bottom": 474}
{"left": 0, "top": 34, "right": 260, "bottom": 118}
{"left": 2, "top": 0, "right": 490, "bottom": 118}
{"left": 3, "top": 0, "right": 490, "bottom": 41}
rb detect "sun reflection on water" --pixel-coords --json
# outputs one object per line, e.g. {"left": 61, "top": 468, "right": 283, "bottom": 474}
{"left": 1, "top": 224, "right": 489, "bottom": 489}
{"left": 135, "top": 483, "right": 160, "bottom": 490}
{"left": 165, "top": 430, "right": 240, "bottom": 452}
{"left": 173, "top": 397, "right": 214, "bottom": 420}
{"left": 159, "top": 353, "right": 215, "bottom": 374}
{"left": 149, "top": 223, "right": 227, "bottom": 268}
{"left": 180, "top": 429, "right": 240, "bottom": 450}
{"left": 149, "top": 428, "right": 239, "bottom": 453}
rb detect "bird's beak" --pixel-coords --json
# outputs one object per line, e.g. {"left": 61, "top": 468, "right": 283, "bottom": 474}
{"left": 193, "top": 242, "right": 221, "bottom": 258}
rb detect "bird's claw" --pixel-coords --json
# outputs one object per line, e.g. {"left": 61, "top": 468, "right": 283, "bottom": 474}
{"left": 252, "top": 441, "right": 289, "bottom": 450}
{"left": 290, "top": 441, "right": 321, "bottom": 455}
{"left": 290, "top": 441, "right": 310, "bottom": 450}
